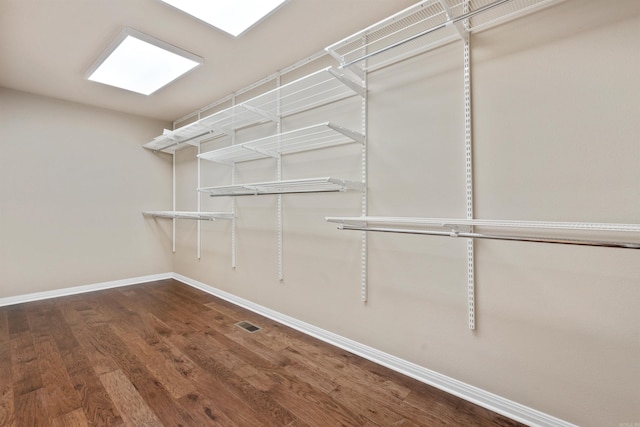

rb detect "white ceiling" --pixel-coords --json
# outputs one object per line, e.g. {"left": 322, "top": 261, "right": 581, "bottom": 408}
{"left": 0, "top": 0, "right": 418, "bottom": 121}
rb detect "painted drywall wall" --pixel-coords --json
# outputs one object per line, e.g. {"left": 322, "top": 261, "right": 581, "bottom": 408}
{"left": 170, "top": 1, "right": 640, "bottom": 425}
{"left": 0, "top": 88, "right": 173, "bottom": 297}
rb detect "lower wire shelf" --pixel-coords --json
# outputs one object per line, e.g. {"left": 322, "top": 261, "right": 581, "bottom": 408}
{"left": 326, "top": 216, "right": 640, "bottom": 249}
{"left": 199, "top": 177, "right": 364, "bottom": 197}
{"left": 143, "top": 211, "right": 234, "bottom": 221}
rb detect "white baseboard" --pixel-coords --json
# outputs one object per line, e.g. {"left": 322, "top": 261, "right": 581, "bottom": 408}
{"left": 0, "top": 272, "right": 173, "bottom": 307}
{"left": 0, "top": 271, "right": 575, "bottom": 427}
{"left": 173, "top": 272, "right": 576, "bottom": 427}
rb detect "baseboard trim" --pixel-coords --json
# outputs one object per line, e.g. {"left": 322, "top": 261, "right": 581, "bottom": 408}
{"left": 0, "top": 272, "right": 173, "bottom": 307}
{"left": 173, "top": 273, "right": 576, "bottom": 427}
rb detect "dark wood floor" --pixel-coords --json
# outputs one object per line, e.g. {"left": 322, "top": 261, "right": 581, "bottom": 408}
{"left": 0, "top": 279, "right": 524, "bottom": 426}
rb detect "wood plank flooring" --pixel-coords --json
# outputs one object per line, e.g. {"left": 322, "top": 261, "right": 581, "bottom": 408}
{"left": 0, "top": 279, "right": 525, "bottom": 426}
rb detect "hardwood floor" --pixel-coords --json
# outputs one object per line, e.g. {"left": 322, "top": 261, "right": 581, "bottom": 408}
{"left": 0, "top": 279, "right": 525, "bottom": 426}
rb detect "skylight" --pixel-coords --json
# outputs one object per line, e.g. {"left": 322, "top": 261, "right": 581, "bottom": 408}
{"left": 159, "top": 0, "right": 287, "bottom": 37}
{"left": 87, "top": 28, "right": 202, "bottom": 95}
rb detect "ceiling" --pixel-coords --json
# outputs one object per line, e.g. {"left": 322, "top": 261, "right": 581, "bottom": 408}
{"left": 0, "top": 0, "right": 418, "bottom": 121}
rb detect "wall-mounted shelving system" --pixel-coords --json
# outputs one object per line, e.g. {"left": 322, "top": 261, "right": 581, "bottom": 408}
{"left": 192, "top": 65, "right": 366, "bottom": 280}
{"left": 143, "top": 57, "right": 367, "bottom": 280}
{"left": 139, "top": 0, "right": 638, "bottom": 332}
{"left": 323, "top": 0, "right": 633, "bottom": 331}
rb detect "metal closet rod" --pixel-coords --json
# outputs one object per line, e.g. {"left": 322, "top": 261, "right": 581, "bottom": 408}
{"left": 337, "top": 225, "right": 640, "bottom": 250}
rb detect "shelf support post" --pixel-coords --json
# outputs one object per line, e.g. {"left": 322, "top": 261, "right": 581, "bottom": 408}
{"left": 361, "top": 36, "right": 369, "bottom": 302}
{"left": 277, "top": 73, "right": 284, "bottom": 282}
{"left": 231, "top": 94, "right": 237, "bottom": 269}
{"left": 197, "top": 145, "right": 202, "bottom": 259}
{"left": 197, "top": 111, "right": 202, "bottom": 259}
{"left": 172, "top": 150, "right": 176, "bottom": 254}
{"left": 463, "top": 0, "right": 476, "bottom": 330}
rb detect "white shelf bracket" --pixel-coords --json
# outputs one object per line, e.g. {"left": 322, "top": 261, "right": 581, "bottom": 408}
{"left": 438, "top": 0, "right": 469, "bottom": 41}
{"left": 327, "top": 68, "right": 365, "bottom": 98}
{"left": 327, "top": 123, "right": 365, "bottom": 144}
{"left": 341, "top": 64, "right": 365, "bottom": 83}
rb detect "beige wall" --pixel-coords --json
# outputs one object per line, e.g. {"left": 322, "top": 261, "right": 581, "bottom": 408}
{"left": 172, "top": 1, "right": 640, "bottom": 426}
{"left": 0, "top": 88, "right": 173, "bottom": 296}
{"left": 1, "top": 0, "right": 637, "bottom": 425}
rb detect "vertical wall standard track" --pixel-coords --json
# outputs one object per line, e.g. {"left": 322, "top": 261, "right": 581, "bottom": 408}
{"left": 463, "top": 0, "right": 476, "bottom": 330}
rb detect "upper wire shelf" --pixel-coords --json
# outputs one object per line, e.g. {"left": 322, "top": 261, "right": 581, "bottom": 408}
{"left": 144, "top": 123, "right": 222, "bottom": 153}
{"left": 325, "top": 216, "right": 640, "bottom": 249}
{"left": 243, "top": 67, "right": 364, "bottom": 119}
{"left": 197, "top": 122, "right": 364, "bottom": 165}
{"left": 143, "top": 211, "right": 234, "bottom": 221}
{"left": 197, "top": 143, "right": 265, "bottom": 165}
{"left": 199, "top": 177, "right": 364, "bottom": 197}
{"left": 143, "top": 67, "right": 364, "bottom": 153}
{"left": 326, "top": 0, "right": 564, "bottom": 71}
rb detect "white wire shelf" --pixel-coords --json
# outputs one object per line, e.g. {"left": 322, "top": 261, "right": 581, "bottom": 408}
{"left": 143, "top": 211, "right": 234, "bottom": 221}
{"left": 198, "top": 122, "right": 364, "bottom": 165}
{"left": 143, "top": 124, "right": 218, "bottom": 153}
{"left": 325, "top": 216, "right": 640, "bottom": 249}
{"left": 143, "top": 106, "right": 269, "bottom": 153}
{"left": 197, "top": 143, "right": 266, "bottom": 165}
{"left": 243, "top": 67, "right": 364, "bottom": 119}
{"left": 326, "top": 0, "right": 564, "bottom": 71}
{"left": 196, "top": 104, "right": 271, "bottom": 137}
{"left": 143, "top": 67, "right": 363, "bottom": 153}
{"left": 199, "top": 177, "right": 364, "bottom": 197}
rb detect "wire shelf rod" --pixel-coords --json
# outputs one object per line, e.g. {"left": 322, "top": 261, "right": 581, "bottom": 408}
{"left": 143, "top": 211, "right": 234, "bottom": 221}
{"left": 336, "top": 225, "right": 640, "bottom": 250}
{"left": 199, "top": 177, "right": 364, "bottom": 197}
{"left": 326, "top": 216, "right": 640, "bottom": 233}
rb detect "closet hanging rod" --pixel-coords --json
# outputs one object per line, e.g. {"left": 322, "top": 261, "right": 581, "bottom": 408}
{"left": 336, "top": 225, "right": 640, "bottom": 250}
{"left": 326, "top": 216, "right": 640, "bottom": 232}
{"left": 340, "top": 0, "right": 512, "bottom": 69}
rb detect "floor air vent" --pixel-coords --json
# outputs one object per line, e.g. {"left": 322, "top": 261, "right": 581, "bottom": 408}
{"left": 235, "top": 320, "right": 261, "bottom": 333}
